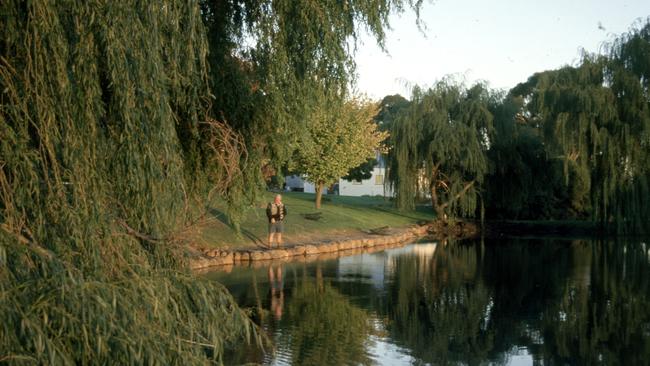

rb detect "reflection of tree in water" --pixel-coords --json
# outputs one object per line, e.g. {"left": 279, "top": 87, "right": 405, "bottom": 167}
{"left": 480, "top": 238, "right": 573, "bottom": 360}
{"left": 220, "top": 239, "right": 650, "bottom": 364}
{"left": 383, "top": 242, "right": 495, "bottom": 364}
{"left": 382, "top": 239, "right": 650, "bottom": 364}
{"left": 539, "top": 241, "right": 650, "bottom": 364}
{"left": 222, "top": 264, "right": 372, "bottom": 365}
{"left": 278, "top": 265, "right": 373, "bottom": 366}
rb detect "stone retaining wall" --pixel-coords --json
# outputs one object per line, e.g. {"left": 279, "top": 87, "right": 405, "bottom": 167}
{"left": 190, "top": 224, "right": 431, "bottom": 271}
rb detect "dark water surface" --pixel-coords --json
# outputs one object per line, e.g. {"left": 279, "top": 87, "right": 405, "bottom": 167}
{"left": 205, "top": 238, "right": 650, "bottom": 365}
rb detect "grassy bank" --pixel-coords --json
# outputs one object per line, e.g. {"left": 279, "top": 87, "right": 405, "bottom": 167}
{"left": 198, "top": 192, "right": 436, "bottom": 249}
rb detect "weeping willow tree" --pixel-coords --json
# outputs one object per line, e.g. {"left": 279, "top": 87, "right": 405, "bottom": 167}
{"left": 510, "top": 59, "right": 620, "bottom": 219}
{"left": 387, "top": 81, "right": 493, "bottom": 218}
{"left": 604, "top": 19, "right": 650, "bottom": 233}
{"left": 0, "top": 1, "right": 254, "bottom": 364}
{"left": 507, "top": 19, "right": 650, "bottom": 232}
{"left": 484, "top": 89, "right": 570, "bottom": 220}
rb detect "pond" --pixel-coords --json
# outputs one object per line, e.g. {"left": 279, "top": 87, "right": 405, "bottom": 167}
{"left": 205, "top": 238, "right": 650, "bottom": 365}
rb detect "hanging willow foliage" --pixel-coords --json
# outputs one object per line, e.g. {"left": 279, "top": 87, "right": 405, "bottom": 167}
{"left": 505, "top": 19, "right": 650, "bottom": 233}
{"left": 605, "top": 19, "right": 650, "bottom": 233}
{"left": 0, "top": 1, "right": 258, "bottom": 364}
{"left": 483, "top": 93, "right": 566, "bottom": 220}
{"left": 387, "top": 80, "right": 493, "bottom": 218}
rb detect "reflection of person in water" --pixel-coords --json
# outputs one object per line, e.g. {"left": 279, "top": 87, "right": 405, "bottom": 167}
{"left": 268, "top": 264, "right": 284, "bottom": 320}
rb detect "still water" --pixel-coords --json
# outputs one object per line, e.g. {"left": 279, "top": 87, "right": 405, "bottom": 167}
{"left": 206, "top": 238, "right": 650, "bottom": 365}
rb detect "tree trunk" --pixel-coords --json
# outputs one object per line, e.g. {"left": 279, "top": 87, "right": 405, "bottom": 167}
{"left": 429, "top": 165, "right": 444, "bottom": 218}
{"left": 430, "top": 184, "right": 445, "bottom": 219}
{"left": 437, "top": 180, "right": 476, "bottom": 220}
{"left": 315, "top": 181, "right": 324, "bottom": 209}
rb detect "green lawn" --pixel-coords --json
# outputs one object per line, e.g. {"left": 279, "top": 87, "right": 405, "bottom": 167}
{"left": 198, "top": 192, "right": 436, "bottom": 249}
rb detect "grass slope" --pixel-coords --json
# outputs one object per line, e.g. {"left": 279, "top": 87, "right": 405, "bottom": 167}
{"left": 199, "top": 192, "right": 436, "bottom": 249}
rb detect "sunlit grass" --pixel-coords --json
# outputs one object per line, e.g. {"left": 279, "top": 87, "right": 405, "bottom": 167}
{"left": 199, "top": 192, "right": 436, "bottom": 248}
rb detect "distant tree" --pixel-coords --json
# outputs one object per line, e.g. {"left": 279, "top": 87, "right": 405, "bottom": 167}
{"left": 604, "top": 20, "right": 650, "bottom": 233}
{"left": 337, "top": 94, "right": 410, "bottom": 190}
{"left": 484, "top": 94, "right": 564, "bottom": 219}
{"left": 507, "top": 19, "right": 650, "bottom": 232}
{"left": 387, "top": 81, "right": 493, "bottom": 219}
{"left": 295, "top": 94, "right": 388, "bottom": 208}
{"left": 375, "top": 94, "right": 411, "bottom": 131}
{"left": 509, "top": 61, "right": 617, "bottom": 218}
{"left": 342, "top": 158, "right": 378, "bottom": 182}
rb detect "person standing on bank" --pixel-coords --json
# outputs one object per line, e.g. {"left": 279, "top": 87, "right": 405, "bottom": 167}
{"left": 266, "top": 194, "right": 287, "bottom": 248}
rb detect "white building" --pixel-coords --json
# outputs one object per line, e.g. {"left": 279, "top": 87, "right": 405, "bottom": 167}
{"left": 284, "top": 174, "right": 307, "bottom": 191}
{"left": 338, "top": 165, "right": 391, "bottom": 197}
{"left": 284, "top": 154, "right": 393, "bottom": 197}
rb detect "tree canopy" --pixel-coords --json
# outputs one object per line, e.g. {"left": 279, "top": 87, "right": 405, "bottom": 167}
{"left": 294, "top": 94, "right": 387, "bottom": 208}
{"left": 495, "top": 20, "right": 650, "bottom": 232}
{"left": 386, "top": 80, "right": 493, "bottom": 218}
{"left": 0, "top": 1, "right": 259, "bottom": 363}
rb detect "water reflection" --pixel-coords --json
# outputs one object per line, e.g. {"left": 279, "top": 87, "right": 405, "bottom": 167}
{"left": 208, "top": 238, "right": 650, "bottom": 365}
{"left": 268, "top": 264, "right": 284, "bottom": 321}
{"left": 279, "top": 263, "right": 372, "bottom": 366}
{"left": 381, "top": 242, "right": 493, "bottom": 365}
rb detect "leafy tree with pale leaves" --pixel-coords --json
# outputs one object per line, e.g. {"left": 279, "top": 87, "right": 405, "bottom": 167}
{"left": 295, "top": 94, "right": 388, "bottom": 208}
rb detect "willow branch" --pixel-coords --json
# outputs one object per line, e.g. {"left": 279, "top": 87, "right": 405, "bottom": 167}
{"left": 439, "top": 180, "right": 475, "bottom": 211}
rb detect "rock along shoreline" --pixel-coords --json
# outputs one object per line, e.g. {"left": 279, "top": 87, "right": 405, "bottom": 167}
{"left": 190, "top": 220, "right": 479, "bottom": 271}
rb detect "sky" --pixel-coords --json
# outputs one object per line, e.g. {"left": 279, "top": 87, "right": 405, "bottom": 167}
{"left": 354, "top": 0, "right": 650, "bottom": 99}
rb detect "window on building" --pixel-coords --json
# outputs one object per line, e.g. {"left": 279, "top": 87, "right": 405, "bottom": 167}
{"left": 375, "top": 175, "right": 384, "bottom": 185}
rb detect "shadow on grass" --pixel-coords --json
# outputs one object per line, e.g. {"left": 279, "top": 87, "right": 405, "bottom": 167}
{"left": 208, "top": 207, "right": 267, "bottom": 248}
